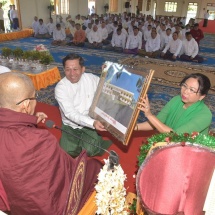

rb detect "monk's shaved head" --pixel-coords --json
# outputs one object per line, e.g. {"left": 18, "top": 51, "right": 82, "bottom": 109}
{"left": 0, "top": 73, "right": 35, "bottom": 109}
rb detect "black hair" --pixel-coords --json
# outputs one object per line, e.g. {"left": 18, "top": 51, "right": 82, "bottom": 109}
{"left": 39, "top": 19, "right": 43, "bottom": 22}
{"left": 180, "top": 73, "right": 211, "bottom": 95}
{"left": 62, "top": 54, "right": 84, "bottom": 68}
{"left": 185, "top": 31, "right": 192, "bottom": 36}
{"left": 56, "top": 23, "right": 61, "bottom": 28}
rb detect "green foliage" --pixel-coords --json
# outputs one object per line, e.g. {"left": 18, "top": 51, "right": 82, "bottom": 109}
{"left": 31, "top": 50, "right": 41, "bottom": 61}
{"left": 39, "top": 51, "right": 54, "bottom": 65}
{"left": 13, "top": 48, "right": 24, "bottom": 58}
{"left": 23, "top": 50, "right": 32, "bottom": 60}
{"left": 1, "top": 47, "right": 12, "bottom": 57}
{"left": 129, "top": 198, "right": 137, "bottom": 215}
{"left": 138, "top": 132, "right": 215, "bottom": 167}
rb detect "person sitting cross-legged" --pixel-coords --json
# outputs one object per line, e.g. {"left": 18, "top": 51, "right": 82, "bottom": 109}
{"left": 105, "top": 27, "right": 126, "bottom": 52}
{"left": 138, "top": 31, "right": 160, "bottom": 58}
{"left": 124, "top": 26, "right": 142, "bottom": 54}
{"left": 51, "top": 23, "right": 67, "bottom": 46}
{"left": 161, "top": 32, "right": 182, "bottom": 61}
{"left": 68, "top": 23, "right": 86, "bottom": 47}
{"left": 180, "top": 32, "right": 204, "bottom": 63}
{"left": 35, "top": 19, "right": 51, "bottom": 39}
{"left": 85, "top": 25, "right": 103, "bottom": 49}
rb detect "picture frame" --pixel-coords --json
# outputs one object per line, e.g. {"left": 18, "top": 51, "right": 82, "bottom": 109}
{"left": 89, "top": 61, "right": 154, "bottom": 145}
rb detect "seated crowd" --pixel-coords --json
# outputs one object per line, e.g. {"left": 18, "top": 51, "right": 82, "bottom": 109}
{"left": 32, "top": 12, "right": 205, "bottom": 63}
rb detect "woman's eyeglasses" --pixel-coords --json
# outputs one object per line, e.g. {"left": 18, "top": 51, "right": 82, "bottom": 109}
{"left": 181, "top": 83, "right": 199, "bottom": 94}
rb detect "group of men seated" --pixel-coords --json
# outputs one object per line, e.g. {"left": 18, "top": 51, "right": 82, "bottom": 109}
{"left": 31, "top": 12, "right": 205, "bottom": 63}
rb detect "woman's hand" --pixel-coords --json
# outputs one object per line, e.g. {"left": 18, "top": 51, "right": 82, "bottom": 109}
{"left": 35, "top": 112, "right": 48, "bottom": 124}
{"left": 138, "top": 94, "right": 153, "bottom": 118}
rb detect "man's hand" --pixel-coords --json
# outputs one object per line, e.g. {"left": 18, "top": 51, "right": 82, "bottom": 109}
{"left": 93, "top": 120, "right": 107, "bottom": 131}
{"left": 35, "top": 112, "right": 48, "bottom": 124}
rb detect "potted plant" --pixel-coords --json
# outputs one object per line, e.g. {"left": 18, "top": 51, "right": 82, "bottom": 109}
{"left": 1, "top": 47, "right": 12, "bottom": 58}
{"left": 39, "top": 52, "right": 54, "bottom": 65}
{"left": 31, "top": 50, "right": 41, "bottom": 61}
{"left": 13, "top": 48, "right": 23, "bottom": 59}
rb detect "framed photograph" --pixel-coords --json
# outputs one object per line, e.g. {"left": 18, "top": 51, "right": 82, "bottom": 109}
{"left": 89, "top": 61, "right": 154, "bottom": 145}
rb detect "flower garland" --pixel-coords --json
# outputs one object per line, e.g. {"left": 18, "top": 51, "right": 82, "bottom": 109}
{"left": 34, "top": 44, "right": 48, "bottom": 52}
{"left": 95, "top": 159, "right": 129, "bottom": 215}
{"left": 138, "top": 132, "right": 215, "bottom": 166}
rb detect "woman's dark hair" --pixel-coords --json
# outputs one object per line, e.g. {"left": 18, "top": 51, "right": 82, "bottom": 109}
{"left": 62, "top": 54, "right": 84, "bottom": 68}
{"left": 180, "top": 73, "right": 211, "bottom": 95}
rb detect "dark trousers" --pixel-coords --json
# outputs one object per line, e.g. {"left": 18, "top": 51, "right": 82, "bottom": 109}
{"left": 0, "top": 20, "right": 5, "bottom": 31}
{"left": 180, "top": 54, "right": 204, "bottom": 63}
{"left": 13, "top": 18, "right": 19, "bottom": 29}
{"left": 203, "top": 19, "right": 208, "bottom": 27}
{"left": 162, "top": 50, "right": 177, "bottom": 61}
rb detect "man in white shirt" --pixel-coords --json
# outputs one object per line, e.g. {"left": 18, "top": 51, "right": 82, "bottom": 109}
{"left": 160, "top": 28, "right": 172, "bottom": 50}
{"left": 161, "top": 32, "right": 182, "bottom": 61}
{"left": 138, "top": 31, "right": 160, "bottom": 58}
{"left": 86, "top": 25, "right": 102, "bottom": 49}
{"left": 55, "top": 54, "right": 111, "bottom": 157}
{"left": 180, "top": 32, "right": 203, "bottom": 63}
{"left": 0, "top": 3, "right": 5, "bottom": 32}
{"left": 10, "top": 5, "right": 19, "bottom": 30}
{"left": 32, "top": 16, "right": 39, "bottom": 36}
{"left": 51, "top": 23, "right": 67, "bottom": 46}
{"left": 46, "top": 18, "right": 55, "bottom": 36}
{"left": 35, "top": 19, "right": 51, "bottom": 39}
{"left": 182, "top": 24, "right": 190, "bottom": 40}
{"left": 105, "top": 27, "right": 126, "bottom": 52}
{"left": 66, "top": 20, "right": 76, "bottom": 39}
{"left": 124, "top": 26, "right": 142, "bottom": 54}
{"left": 203, "top": 10, "right": 209, "bottom": 27}
{"left": 85, "top": 23, "right": 92, "bottom": 41}
{"left": 143, "top": 25, "right": 152, "bottom": 41}
{"left": 99, "top": 21, "right": 109, "bottom": 45}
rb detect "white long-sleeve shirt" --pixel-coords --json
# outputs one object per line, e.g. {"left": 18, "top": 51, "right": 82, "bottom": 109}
{"left": 99, "top": 27, "right": 108, "bottom": 40}
{"left": 145, "top": 36, "right": 160, "bottom": 52}
{"left": 46, "top": 22, "right": 55, "bottom": 35}
{"left": 10, "top": 9, "right": 18, "bottom": 20}
{"left": 126, "top": 34, "right": 142, "bottom": 49}
{"left": 160, "top": 33, "right": 172, "bottom": 50}
{"left": 144, "top": 29, "right": 151, "bottom": 41}
{"left": 162, "top": 38, "right": 182, "bottom": 57}
{"left": 111, "top": 33, "right": 126, "bottom": 48}
{"left": 35, "top": 24, "right": 49, "bottom": 35}
{"left": 181, "top": 38, "right": 199, "bottom": 58}
{"left": 88, "top": 30, "right": 102, "bottom": 43}
{"left": 55, "top": 73, "right": 99, "bottom": 129}
{"left": 32, "top": 21, "right": 39, "bottom": 33}
{"left": 53, "top": 28, "right": 66, "bottom": 41}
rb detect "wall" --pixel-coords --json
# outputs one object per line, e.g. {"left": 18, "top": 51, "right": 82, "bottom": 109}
{"left": 19, "top": 0, "right": 50, "bottom": 28}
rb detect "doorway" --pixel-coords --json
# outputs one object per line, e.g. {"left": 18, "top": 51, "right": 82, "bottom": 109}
{"left": 88, "top": 0, "right": 95, "bottom": 15}
{"left": 186, "top": 2, "right": 198, "bottom": 25}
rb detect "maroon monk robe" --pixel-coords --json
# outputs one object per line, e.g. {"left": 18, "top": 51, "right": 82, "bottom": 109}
{"left": 190, "top": 28, "right": 204, "bottom": 45}
{"left": 0, "top": 108, "right": 101, "bottom": 215}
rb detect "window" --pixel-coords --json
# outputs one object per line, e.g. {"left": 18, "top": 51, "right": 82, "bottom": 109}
{"left": 54, "top": 0, "right": 69, "bottom": 15}
{"left": 164, "top": 2, "right": 177, "bottom": 12}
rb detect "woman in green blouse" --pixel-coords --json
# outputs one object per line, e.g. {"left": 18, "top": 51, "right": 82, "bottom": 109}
{"left": 136, "top": 73, "right": 212, "bottom": 134}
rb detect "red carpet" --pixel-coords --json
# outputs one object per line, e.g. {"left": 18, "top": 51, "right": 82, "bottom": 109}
{"left": 36, "top": 102, "right": 156, "bottom": 193}
{"left": 198, "top": 20, "right": 215, "bottom": 34}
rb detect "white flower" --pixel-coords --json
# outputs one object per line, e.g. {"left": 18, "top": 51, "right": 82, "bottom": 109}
{"left": 95, "top": 159, "right": 129, "bottom": 215}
